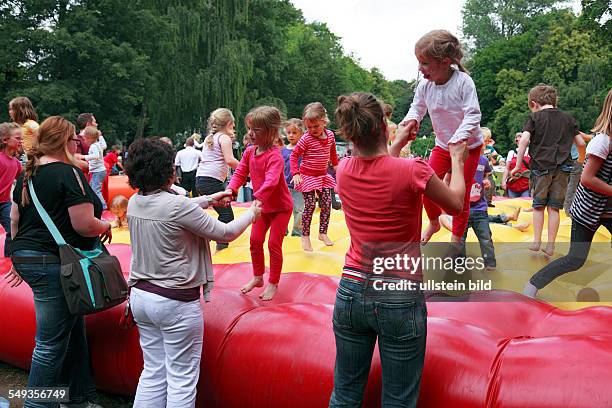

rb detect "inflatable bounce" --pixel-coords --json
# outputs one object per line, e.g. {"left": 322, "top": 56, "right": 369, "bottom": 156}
{"left": 1, "top": 177, "right": 611, "bottom": 407}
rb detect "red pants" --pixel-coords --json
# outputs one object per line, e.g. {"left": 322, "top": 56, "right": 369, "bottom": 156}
{"left": 250, "top": 210, "right": 292, "bottom": 284}
{"left": 424, "top": 145, "right": 482, "bottom": 237}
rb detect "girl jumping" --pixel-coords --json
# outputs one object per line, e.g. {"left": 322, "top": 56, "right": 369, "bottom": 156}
{"left": 226, "top": 106, "right": 293, "bottom": 301}
{"left": 290, "top": 102, "right": 339, "bottom": 251}
{"left": 393, "top": 29, "right": 484, "bottom": 244}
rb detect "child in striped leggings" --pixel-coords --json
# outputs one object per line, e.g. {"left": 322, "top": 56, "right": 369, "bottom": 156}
{"left": 290, "top": 102, "right": 339, "bottom": 251}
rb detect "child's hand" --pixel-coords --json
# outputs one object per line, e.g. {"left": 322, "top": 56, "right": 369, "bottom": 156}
{"left": 510, "top": 166, "right": 520, "bottom": 177}
{"left": 250, "top": 200, "right": 262, "bottom": 221}
{"left": 292, "top": 174, "right": 302, "bottom": 186}
{"left": 395, "top": 120, "right": 418, "bottom": 145}
{"left": 210, "top": 191, "right": 233, "bottom": 207}
{"left": 501, "top": 180, "right": 507, "bottom": 190}
{"left": 223, "top": 188, "right": 236, "bottom": 200}
{"left": 448, "top": 140, "right": 468, "bottom": 164}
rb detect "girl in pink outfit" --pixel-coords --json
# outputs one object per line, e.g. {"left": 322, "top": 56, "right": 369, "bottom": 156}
{"left": 226, "top": 106, "right": 292, "bottom": 301}
{"left": 394, "top": 29, "right": 484, "bottom": 245}
{"left": 290, "top": 102, "right": 339, "bottom": 251}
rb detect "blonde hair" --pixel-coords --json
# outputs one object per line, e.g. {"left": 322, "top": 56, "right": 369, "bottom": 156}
{"left": 205, "top": 108, "right": 234, "bottom": 149}
{"left": 528, "top": 84, "right": 558, "bottom": 107}
{"left": 22, "top": 116, "right": 76, "bottom": 206}
{"left": 245, "top": 106, "right": 282, "bottom": 147}
{"left": 302, "top": 102, "right": 329, "bottom": 124}
{"left": 284, "top": 118, "right": 304, "bottom": 135}
{"left": 0, "top": 122, "right": 20, "bottom": 150}
{"left": 481, "top": 127, "right": 492, "bottom": 142}
{"left": 592, "top": 88, "right": 612, "bottom": 137}
{"left": 415, "top": 30, "right": 468, "bottom": 73}
{"left": 83, "top": 126, "right": 100, "bottom": 142}
{"left": 9, "top": 96, "right": 38, "bottom": 124}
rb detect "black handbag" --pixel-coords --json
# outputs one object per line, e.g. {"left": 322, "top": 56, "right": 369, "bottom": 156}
{"left": 28, "top": 176, "right": 128, "bottom": 315}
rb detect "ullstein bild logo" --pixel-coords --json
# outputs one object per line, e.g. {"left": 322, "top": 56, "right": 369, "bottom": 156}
{"left": 372, "top": 279, "right": 493, "bottom": 291}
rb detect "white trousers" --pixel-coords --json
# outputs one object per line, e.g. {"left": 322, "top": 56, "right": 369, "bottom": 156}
{"left": 131, "top": 287, "right": 203, "bottom": 408}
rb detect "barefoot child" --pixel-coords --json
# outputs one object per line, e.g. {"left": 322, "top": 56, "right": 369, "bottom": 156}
{"left": 0, "top": 122, "right": 23, "bottom": 256}
{"left": 281, "top": 118, "right": 305, "bottom": 236}
{"left": 290, "top": 102, "right": 339, "bottom": 251}
{"left": 391, "top": 29, "right": 484, "bottom": 245}
{"left": 226, "top": 106, "right": 293, "bottom": 301}
{"left": 511, "top": 84, "right": 586, "bottom": 256}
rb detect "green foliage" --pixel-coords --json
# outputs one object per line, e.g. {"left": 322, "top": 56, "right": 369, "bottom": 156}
{"left": 466, "top": 6, "right": 612, "bottom": 154}
{"left": 2, "top": 0, "right": 404, "bottom": 145}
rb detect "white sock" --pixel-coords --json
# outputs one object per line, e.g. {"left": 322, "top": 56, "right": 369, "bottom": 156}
{"left": 523, "top": 282, "right": 538, "bottom": 298}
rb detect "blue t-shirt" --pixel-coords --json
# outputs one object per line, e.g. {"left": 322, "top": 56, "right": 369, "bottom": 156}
{"left": 281, "top": 146, "right": 301, "bottom": 189}
{"left": 470, "top": 156, "right": 492, "bottom": 213}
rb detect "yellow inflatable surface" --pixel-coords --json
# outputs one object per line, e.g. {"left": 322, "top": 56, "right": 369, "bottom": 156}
{"left": 112, "top": 198, "right": 611, "bottom": 309}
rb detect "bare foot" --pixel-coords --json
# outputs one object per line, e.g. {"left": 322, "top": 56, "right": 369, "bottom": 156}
{"left": 513, "top": 221, "right": 531, "bottom": 232}
{"left": 318, "top": 233, "right": 334, "bottom": 246}
{"left": 301, "top": 236, "right": 313, "bottom": 252}
{"left": 542, "top": 244, "right": 554, "bottom": 257}
{"left": 508, "top": 206, "right": 521, "bottom": 222}
{"left": 438, "top": 215, "right": 453, "bottom": 232}
{"left": 259, "top": 283, "right": 278, "bottom": 301}
{"left": 241, "top": 276, "right": 264, "bottom": 294}
{"left": 421, "top": 220, "right": 441, "bottom": 245}
{"left": 528, "top": 241, "right": 541, "bottom": 252}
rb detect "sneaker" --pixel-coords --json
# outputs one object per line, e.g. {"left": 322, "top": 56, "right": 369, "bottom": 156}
{"left": 215, "top": 242, "right": 229, "bottom": 251}
{"left": 487, "top": 203, "right": 495, "bottom": 207}
{"left": 291, "top": 231, "right": 302, "bottom": 237}
{"left": 60, "top": 403, "right": 103, "bottom": 408}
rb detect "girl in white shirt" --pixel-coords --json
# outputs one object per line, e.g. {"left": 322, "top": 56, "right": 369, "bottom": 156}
{"left": 82, "top": 126, "right": 107, "bottom": 209}
{"left": 392, "top": 29, "right": 484, "bottom": 244}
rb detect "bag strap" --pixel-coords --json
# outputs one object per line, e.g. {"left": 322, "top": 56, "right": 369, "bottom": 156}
{"left": 28, "top": 179, "right": 67, "bottom": 246}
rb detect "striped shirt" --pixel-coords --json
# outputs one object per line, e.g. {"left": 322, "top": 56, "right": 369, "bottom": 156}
{"left": 289, "top": 129, "right": 339, "bottom": 193}
{"left": 570, "top": 133, "right": 612, "bottom": 230}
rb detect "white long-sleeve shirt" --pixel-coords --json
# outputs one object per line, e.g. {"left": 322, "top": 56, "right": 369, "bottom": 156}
{"left": 82, "top": 142, "right": 106, "bottom": 172}
{"left": 403, "top": 69, "right": 484, "bottom": 150}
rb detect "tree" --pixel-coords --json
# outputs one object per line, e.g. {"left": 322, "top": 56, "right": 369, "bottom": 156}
{"left": 462, "top": 0, "right": 562, "bottom": 49}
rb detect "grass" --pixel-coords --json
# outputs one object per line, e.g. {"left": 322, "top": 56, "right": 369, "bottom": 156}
{"left": 0, "top": 361, "right": 133, "bottom": 407}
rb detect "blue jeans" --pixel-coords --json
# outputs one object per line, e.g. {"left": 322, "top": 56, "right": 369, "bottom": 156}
{"left": 508, "top": 189, "right": 530, "bottom": 198}
{"left": 461, "top": 210, "right": 496, "bottom": 268}
{"left": 329, "top": 277, "right": 427, "bottom": 408}
{"left": 12, "top": 250, "right": 97, "bottom": 407}
{"left": 289, "top": 188, "right": 304, "bottom": 236}
{"left": 0, "top": 201, "right": 11, "bottom": 257}
{"left": 89, "top": 170, "right": 107, "bottom": 209}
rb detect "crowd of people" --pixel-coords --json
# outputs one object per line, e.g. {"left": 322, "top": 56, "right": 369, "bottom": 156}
{"left": 0, "top": 27, "right": 610, "bottom": 408}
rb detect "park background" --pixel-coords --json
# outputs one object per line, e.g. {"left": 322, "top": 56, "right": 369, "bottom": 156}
{"left": 1, "top": 0, "right": 611, "bottom": 154}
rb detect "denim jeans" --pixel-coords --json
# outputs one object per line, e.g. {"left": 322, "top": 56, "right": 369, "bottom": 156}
{"left": 89, "top": 170, "right": 107, "bottom": 209}
{"left": 530, "top": 219, "right": 612, "bottom": 289}
{"left": 0, "top": 201, "right": 12, "bottom": 257}
{"left": 461, "top": 210, "right": 496, "bottom": 268}
{"left": 289, "top": 188, "right": 304, "bottom": 235}
{"left": 12, "top": 250, "right": 97, "bottom": 407}
{"left": 329, "top": 277, "right": 427, "bottom": 408}
{"left": 508, "top": 189, "right": 530, "bottom": 198}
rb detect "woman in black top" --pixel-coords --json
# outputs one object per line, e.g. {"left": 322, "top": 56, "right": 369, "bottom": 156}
{"left": 6, "top": 116, "right": 111, "bottom": 408}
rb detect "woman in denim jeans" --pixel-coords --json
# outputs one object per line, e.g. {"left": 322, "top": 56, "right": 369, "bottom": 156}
{"left": 5, "top": 116, "right": 112, "bottom": 408}
{"left": 330, "top": 93, "right": 468, "bottom": 408}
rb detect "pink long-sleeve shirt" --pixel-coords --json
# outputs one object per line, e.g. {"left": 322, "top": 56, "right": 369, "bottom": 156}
{"left": 228, "top": 146, "right": 293, "bottom": 213}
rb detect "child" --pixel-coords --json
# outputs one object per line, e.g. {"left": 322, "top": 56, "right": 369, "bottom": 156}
{"left": 281, "top": 119, "right": 305, "bottom": 236}
{"left": 290, "top": 102, "right": 339, "bottom": 251}
{"left": 226, "top": 106, "right": 293, "bottom": 301}
{"left": 109, "top": 195, "right": 129, "bottom": 228}
{"left": 503, "top": 132, "right": 531, "bottom": 198}
{"left": 383, "top": 103, "right": 398, "bottom": 144}
{"left": 81, "top": 126, "right": 107, "bottom": 209}
{"left": 482, "top": 127, "right": 501, "bottom": 207}
{"left": 442, "top": 148, "right": 497, "bottom": 269}
{"left": 240, "top": 133, "right": 254, "bottom": 202}
{"left": 105, "top": 145, "right": 124, "bottom": 175}
{"left": 8, "top": 96, "right": 38, "bottom": 157}
{"left": 394, "top": 29, "right": 484, "bottom": 245}
{"left": 511, "top": 84, "right": 586, "bottom": 256}
{"left": 524, "top": 88, "right": 612, "bottom": 298}
{"left": 0, "top": 123, "right": 23, "bottom": 256}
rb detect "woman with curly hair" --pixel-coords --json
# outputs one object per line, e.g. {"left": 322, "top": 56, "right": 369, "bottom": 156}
{"left": 125, "top": 137, "right": 260, "bottom": 407}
